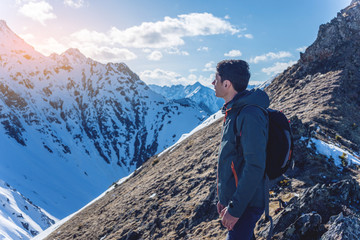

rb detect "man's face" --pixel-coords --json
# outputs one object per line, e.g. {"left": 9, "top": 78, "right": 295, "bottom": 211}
{"left": 212, "top": 73, "right": 227, "bottom": 98}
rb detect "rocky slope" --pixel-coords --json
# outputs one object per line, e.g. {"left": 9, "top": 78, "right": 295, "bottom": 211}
{"left": 39, "top": 1, "right": 360, "bottom": 239}
{"left": 265, "top": 0, "right": 360, "bottom": 154}
{"left": 41, "top": 111, "right": 360, "bottom": 240}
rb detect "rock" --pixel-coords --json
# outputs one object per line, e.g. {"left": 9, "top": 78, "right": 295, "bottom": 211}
{"left": 258, "top": 179, "right": 360, "bottom": 239}
{"left": 265, "top": 0, "right": 360, "bottom": 152}
{"left": 283, "top": 212, "right": 323, "bottom": 239}
{"left": 124, "top": 230, "right": 143, "bottom": 240}
{"left": 321, "top": 212, "right": 360, "bottom": 240}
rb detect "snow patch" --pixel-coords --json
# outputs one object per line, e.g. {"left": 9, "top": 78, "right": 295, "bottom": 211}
{"left": 0, "top": 180, "right": 57, "bottom": 240}
{"left": 307, "top": 138, "right": 360, "bottom": 167}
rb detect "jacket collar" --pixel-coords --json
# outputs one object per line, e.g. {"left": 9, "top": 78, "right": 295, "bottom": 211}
{"left": 221, "top": 90, "right": 248, "bottom": 114}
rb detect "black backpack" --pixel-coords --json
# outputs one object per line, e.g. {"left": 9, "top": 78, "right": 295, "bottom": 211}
{"left": 235, "top": 105, "right": 294, "bottom": 240}
{"left": 235, "top": 105, "right": 294, "bottom": 180}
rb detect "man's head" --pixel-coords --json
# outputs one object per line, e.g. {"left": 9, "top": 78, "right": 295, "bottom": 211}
{"left": 216, "top": 60, "right": 250, "bottom": 93}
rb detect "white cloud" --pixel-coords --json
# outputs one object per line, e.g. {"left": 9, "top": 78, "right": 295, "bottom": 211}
{"left": 224, "top": 15, "right": 230, "bottom": 19}
{"left": 189, "top": 68, "right": 198, "bottom": 73}
{"left": 296, "top": 46, "right": 307, "bottom": 52}
{"left": 224, "top": 49, "right": 242, "bottom": 57}
{"left": 262, "top": 61, "right": 297, "bottom": 76}
{"left": 109, "top": 12, "right": 239, "bottom": 48}
{"left": 68, "top": 39, "right": 137, "bottom": 62}
{"left": 139, "top": 69, "right": 213, "bottom": 87}
{"left": 237, "top": 28, "right": 252, "bottom": 39}
{"left": 30, "top": 37, "right": 68, "bottom": 55}
{"left": 89, "top": 47, "right": 137, "bottom": 63}
{"left": 19, "top": 33, "right": 35, "bottom": 41}
{"left": 18, "top": 1, "right": 56, "bottom": 25}
{"left": 165, "top": 47, "right": 189, "bottom": 56}
{"left": 70, "top": 29, "right": 111, "bottom": 44}
{"left": 203, "top": 61, "right": 216, "bottom": 72}
{"left": 64, "top": 0, "right": 85, "bottom": 8}
{"left": 38, "top": 12, "right": 237, "bottom": 63}
{"left": 63, "top": 42, "right": 137, "bottom": 63}
{"left": 142, "top": 48, "right": 152, "bottom": 53}
{"left": 250, "top": 51, "right": 292, "bottom": 64}
{"left": 22, "top": 34, "right": 137, "bottom": 63}
{"left": 197, "top": 46, "right": 209, "bottom": 52}
{"left": 140, "top": 69, "right": 187, "bottom": 86}
{"left": 147, "top": 51, "right": 163, "bottom": 61}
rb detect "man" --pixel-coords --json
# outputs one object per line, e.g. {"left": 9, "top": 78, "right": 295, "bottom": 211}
{"left": 213, "top": 60, "right": 269, "bottom": 240}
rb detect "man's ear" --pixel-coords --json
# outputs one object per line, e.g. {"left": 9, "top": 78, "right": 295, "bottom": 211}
{"left": 224, "top": 80, "right": 231, "bottom": 88}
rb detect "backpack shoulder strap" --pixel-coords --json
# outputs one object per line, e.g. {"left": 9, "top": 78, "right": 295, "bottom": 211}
{"left": 233, "top": 104, "right": 267, "bottom": 137}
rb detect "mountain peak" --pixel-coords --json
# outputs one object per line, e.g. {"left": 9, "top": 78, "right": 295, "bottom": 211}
{"left": 0, "top": 19, "right": 40, "bottom": 56}
{"left": 191, "top": 82, "right": 203, "bottom": 88}
{"left": 0, "top": 20, "right": 9, "bottom": 31}
{"left": 0, "top": 19, "right": 17, "bottom": 38}
{"left": 60, "top": 48, "right": 87, "bottom": 64}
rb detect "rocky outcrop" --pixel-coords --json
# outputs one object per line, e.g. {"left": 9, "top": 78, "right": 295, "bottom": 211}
{"left": 257, "top": 179, "right": 360, "bottom": 239}
{"left": 266, "top": 0, "right": 360, "bottom": 153}
{"left": 321, "top": 212, "right": 360, "bottom": 240}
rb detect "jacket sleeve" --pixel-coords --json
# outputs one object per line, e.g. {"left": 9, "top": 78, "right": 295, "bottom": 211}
{"left": 227, "top": 106, "right": 268, "bottom": 218}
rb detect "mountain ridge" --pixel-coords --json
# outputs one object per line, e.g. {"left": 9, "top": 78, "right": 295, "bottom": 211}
{"left": 265, "top": 0, "right": 360, "bottom": 153}
{"left": 149, "top": 82, "right": 224, "bottom": 114}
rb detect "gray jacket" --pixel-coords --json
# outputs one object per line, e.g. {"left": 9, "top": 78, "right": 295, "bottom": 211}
{"left": 217, "top": 88, "right": 269, "bottom": 218}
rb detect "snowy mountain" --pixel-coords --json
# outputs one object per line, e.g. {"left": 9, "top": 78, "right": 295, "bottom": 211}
{"left": 149, "top": 82, "right": 224, "bottom": 114}
{"left": 0, "top": 180, "right": 56, "bottom": 239}
{"left": 0, "top": 18, "right": 207, "bottom": 234}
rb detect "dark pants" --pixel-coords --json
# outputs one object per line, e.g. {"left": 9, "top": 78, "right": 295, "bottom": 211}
{"left": 226, "top": 207, "right": 264, "bottom": 240}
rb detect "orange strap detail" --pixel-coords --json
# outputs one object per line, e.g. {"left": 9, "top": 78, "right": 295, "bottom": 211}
{"left": 224, "top": 107, "right": 232, "bottom": 122}
{"left": 231, "top": 161, "right": 238, "bottom": 188}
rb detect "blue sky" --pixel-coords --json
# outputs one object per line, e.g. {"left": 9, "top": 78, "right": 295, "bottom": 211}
{"left": 0, "top": 0, "right": 352, "bottom": 87}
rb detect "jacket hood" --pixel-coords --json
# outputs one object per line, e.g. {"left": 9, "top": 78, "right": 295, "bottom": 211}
{"left": 222, "top": 88, "right": 270, "bottom": 113}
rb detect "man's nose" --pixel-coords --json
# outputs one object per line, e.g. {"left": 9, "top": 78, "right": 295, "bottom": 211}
{"left": 212, "top": 80, "right": 215, "bottom": 85}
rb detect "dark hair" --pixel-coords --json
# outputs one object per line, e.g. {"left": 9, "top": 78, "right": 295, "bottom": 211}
{"left": 216, "top": 60, "right": 250, "bottom": 92}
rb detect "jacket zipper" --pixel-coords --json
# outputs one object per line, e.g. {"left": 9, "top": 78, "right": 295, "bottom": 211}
{"left": 217, "top": 107, "right": 233, "bottom": 196}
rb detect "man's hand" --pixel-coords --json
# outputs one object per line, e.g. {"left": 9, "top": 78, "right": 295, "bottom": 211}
{"left": 217, "top": 201, "right": 225, "bottom": 215}
{"left": 220, "top": 207, "right": 239, "bottom": 231}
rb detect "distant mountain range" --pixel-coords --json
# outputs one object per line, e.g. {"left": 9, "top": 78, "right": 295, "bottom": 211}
{"left": 148, "top": 82, "right": 258, "bottom": 115}
{"left": 149, "top": 82, "right": 224, "bottom": 114}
